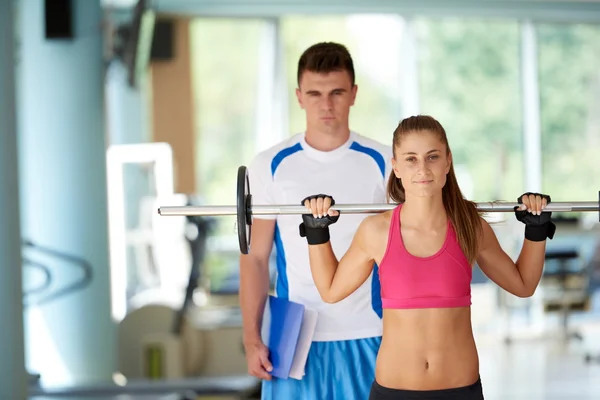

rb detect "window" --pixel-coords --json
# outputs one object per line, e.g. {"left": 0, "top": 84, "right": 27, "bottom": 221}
{"left": 280, "top": 15, "right": 407, "bottom": 145}
{"left": 416, "top": 18, "right": 523, "bottom": 202}
{"left": 192, "top": 15, "right": 410, "bottom": 293}
{"left": 537, "top": 23, "right": 600, "bottom": 201}
{"left": 190, "top": 18, "right": 267, "bottom": 292}
{"left": 190, "top": 14, "right": 600, "bottom": 294}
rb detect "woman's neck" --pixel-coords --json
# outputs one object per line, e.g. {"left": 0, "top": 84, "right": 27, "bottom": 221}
{"left": 400, "top": 193, "right": 447, "bottom": 229}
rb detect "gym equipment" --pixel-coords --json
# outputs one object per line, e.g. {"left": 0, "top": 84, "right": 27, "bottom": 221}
{"left": 106, "top": 142, "right": 256, "bottom": 395}
{"left": 157, "top": 165, "right": 600, "bottom": 254}
{"left": 22, "top": 259, "right": 52, "bottom": 297}
{"left": 172, "top": 197, "right": 216, "bottom": 336}
{"left": 28, "top": 374, "right": 259, "bottom": 399}
{"left": 22, "top": 239, "right": 93, "bottom": 307}
{"left": 117, "top": 194, "right": 260, "bottom": 399}
{"left": 23, "top": 239, "right": 94, "bottom": 387}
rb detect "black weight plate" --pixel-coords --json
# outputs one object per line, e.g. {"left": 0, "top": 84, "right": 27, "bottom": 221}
{"left": 237, "top": 165, "right": 251, "bottom": 254}
{"left": 245, "top": 171, "right": 252, "bottom": 249}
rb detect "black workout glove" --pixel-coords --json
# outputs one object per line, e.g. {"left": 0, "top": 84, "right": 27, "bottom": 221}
{"left": 514, "top": 192, "right": 556, "bottom": 242}
{"left": 299, "top": 194, "right": 339, "bottom": 245}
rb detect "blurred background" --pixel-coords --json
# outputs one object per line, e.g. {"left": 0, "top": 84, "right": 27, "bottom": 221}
{"left": 1, "top": 0, "right": 600, "bottom": 399}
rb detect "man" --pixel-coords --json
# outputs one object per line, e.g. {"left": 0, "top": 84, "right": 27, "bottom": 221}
{"left": 240, "top": 42, "right": 393, "bottom": 400}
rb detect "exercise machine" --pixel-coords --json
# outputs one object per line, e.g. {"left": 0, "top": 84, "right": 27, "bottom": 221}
{"left": 116, "top": 194, "right": 259, "bottom": 397}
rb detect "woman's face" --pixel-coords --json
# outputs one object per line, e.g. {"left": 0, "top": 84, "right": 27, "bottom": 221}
{"left": 392, "top": 130, "right": 452, "bottom": 199}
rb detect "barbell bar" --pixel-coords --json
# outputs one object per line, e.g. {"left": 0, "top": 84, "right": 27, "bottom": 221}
{"left": 157, "top": 165, "right": 600, "bottom": 255}
{"left": 158, "top": 202, "right": 600, "bottom": 217}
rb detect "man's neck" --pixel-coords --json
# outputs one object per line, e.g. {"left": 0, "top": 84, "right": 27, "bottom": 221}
{"left": 304, "top": 127, "right": 351, "bottom": 152}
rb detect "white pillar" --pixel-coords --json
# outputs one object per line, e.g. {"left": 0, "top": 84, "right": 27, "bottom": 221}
{"left": 519, "top": 20, "right": 546, "bottom": 337}
{"left": 17, "top": 0, "right": 116, "bottom": 385}
{"left": 400, "top": 18, "right": 420, "bottom": 118}
{"left": 521, "top": 20, "right": 542, "bottom": 192}
{"left": 255, "top": 18, "right": 288, "bottom": 153}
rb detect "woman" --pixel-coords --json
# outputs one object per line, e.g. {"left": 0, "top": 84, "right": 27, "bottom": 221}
{"left": 298, "top": 115, "right": 556, "bottom": 400}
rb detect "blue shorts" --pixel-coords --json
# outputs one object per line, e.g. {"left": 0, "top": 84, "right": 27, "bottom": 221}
{"left": 261, "top": 336, "right": 382, "bottom": 400}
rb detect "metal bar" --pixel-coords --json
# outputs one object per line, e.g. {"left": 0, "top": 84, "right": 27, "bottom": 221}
{"left": 148, "top": 0, "right": 600, "bottom": 23}
{"left": 158, "top": 201, "right": 599, "bottom": 217}
{"left": 159, "top": 206, "right": 239, "bottom": 216}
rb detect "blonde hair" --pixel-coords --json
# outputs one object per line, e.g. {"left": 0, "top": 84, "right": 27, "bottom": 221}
{"left": 387, "top": 115, "right": 482, "bottom": 264}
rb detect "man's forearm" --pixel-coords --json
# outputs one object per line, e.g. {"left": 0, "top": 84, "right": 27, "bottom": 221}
{"left": 240, "top": 257, "right": 271, "bottom": 344}
{"left": 515, "top": 239, "right": 547, "bottom": 294}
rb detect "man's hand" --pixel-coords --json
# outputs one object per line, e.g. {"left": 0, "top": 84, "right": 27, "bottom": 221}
{"left": 244, "top": 340, "right": 273, "bottom": 380}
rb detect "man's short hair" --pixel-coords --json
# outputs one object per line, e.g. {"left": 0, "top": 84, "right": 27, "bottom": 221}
{"left": 297, "top": 42, "right": 355, "bottom": 86}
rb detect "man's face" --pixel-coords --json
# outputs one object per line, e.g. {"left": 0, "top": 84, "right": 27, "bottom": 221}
{"left": 296, "top": 70, "right": 357, "bottom": 134}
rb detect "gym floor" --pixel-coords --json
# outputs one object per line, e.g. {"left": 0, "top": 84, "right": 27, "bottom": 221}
{"left": 477, "top": 329, "right": 600, "bottom": 399}
{"left": 29, "top": 325, "right": 600, "bottom": 400}
{"left": 29, "top": 274, "right": 600, "bottom": 400}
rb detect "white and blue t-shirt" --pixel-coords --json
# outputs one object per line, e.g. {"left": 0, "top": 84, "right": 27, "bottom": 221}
{"left": 249, "top": 131, "right": 393, "bottom": 342}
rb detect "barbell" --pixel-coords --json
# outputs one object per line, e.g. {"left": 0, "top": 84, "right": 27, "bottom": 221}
{"left": 158, "top": 165, "right": 600, "bottom": 255}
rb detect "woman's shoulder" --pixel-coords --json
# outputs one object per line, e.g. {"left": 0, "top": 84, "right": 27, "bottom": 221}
{"left": 352, "top": 210, "right": 394, "bottom": 259}
{"left": 359, "top": 209, "right": 394, "bottom": 235}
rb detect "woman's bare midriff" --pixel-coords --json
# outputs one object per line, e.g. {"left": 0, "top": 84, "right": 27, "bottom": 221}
{"left": 375, "top": 307, "right": 479, "bottom": 391}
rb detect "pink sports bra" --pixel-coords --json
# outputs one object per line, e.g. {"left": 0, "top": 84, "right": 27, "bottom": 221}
{"left": 379, "top": 204, "right": 472, "bottom": 309}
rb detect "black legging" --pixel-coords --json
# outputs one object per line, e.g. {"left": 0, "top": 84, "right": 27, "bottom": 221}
{"left": 369, "top": 377, "right": 484, "bottom": 400}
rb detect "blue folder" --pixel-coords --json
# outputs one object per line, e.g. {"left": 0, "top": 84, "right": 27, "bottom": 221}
{"left": 267, "top": 295, "right": 305, "bottom": 379}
